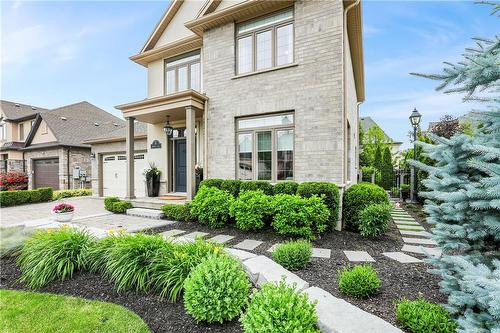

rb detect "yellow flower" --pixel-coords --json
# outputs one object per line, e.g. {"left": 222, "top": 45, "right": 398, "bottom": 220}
{"left": 61, "top": 224, "right": 70, "bottom": 229}
{"left": 117, "top": 227, "right": 125, "bottom": 235}
{"left": 213, "top": 246, "right": 222, "bottom": 254}
{"left": 108, "top": 229, "right": 115, "bottom": 236}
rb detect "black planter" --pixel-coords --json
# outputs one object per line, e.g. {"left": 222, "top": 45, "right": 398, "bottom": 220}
{"left": 147, "top": 174, "right": 161, "bottom": 197}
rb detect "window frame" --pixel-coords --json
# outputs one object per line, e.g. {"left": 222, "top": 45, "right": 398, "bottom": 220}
{"left": 164, "top": 51, "right": 201, "bottom": 95}
{"left": 19, "top": 123, "right": 24, "bottom": 141}
{"left": 235, "top": 8, "right": 295, "bottom": 75}
{"left": 236, "top": 112, "right": 295, "bottom": 182}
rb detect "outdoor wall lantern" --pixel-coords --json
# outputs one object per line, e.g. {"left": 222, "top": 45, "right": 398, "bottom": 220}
{"left": 163, "top": 115, "right": 173, "bottom": 137}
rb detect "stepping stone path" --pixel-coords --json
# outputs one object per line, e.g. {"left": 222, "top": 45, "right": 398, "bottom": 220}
{"left": 208, "top": 234, "right": 235, "bottom": 244}
{"left": 402, "top": 237, "right": 437, "bottom": 246}
{"left": 161, "top": 229, "right": 186, "bottom": 238}
{"left": 382, "top": 252, "right": 422, "bottom": 263}
{"left": 233, "top": 239, "right": 263, "bottom": 251}
{"left": 312, "top": 248, "right": 331, "bottom": 259}
{"left": 343, "top": 250, "right": 375, "bottom": 262}
{"left": 183, "top": 231, "right": 209, "bottom": 239}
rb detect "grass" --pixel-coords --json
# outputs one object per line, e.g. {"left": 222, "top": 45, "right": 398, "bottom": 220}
{"left": 0, "top": 289, "right": 150, "bottom": 333}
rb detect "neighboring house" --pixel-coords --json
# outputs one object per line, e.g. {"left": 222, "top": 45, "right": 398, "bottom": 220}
{"left": 96, "top": 0, "right": 364, "bottom": 200}
{"left": 0, "top": 100, "right": 124, "bottom": 190}
{"left": 360, "top": 116, "right": 402, "bottom": 155}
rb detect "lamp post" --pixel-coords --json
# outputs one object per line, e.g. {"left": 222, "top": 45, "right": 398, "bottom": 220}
{"left": 409, "top": 108, "right": 422, "bottom": 203}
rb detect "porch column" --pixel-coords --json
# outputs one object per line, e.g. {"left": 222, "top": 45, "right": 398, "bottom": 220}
{"left": 186, "top": 106, "right": 196, "bottom": 200}
{"left": 125, "top": 117, "right": 135, "bottom": 199}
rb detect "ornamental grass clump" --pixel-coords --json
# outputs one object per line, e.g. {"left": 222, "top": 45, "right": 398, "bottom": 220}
{"left": 241, "top": 280, "right": 320, "bottom": 333}
{"left": 338, "top": 264, "right": 381, "bottom": 298}
{"left": 103, "top": 233, "right": 173, "bottom": 292}
{"left": 183, "top": 254, "right": 250, "bottom": 323}
{"left": 272, "top": 240, "right": 312, "bottom": 271}
{"left": 229, "top": 190, "right": 272, "bottom": 231}
{"left": 395, "top": 298, "right": 457, "bottom": 333}
{"left": 150, "top": 238, "right": 222, "bottom": 302}
{"left": 17, "top": 226, "right": 93, "bottom": 289}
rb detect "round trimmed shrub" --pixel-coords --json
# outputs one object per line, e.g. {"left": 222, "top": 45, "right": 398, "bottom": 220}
{"left": 229, "top": 190, "right": 272, "bottom": 231}
{"left": 338, "top": 264, "right": 381, "bottom": 298}
{"left": 199, "top": 178, "right": 224, "bottom": 189}
{"left": 189, "top": 186, "right": 234, "bottom": 228}
{"left": 183, "top": 255, "right": 250, "bottom": 323}
{"left": 342, "top": 183, "right": 389, "bottom": 231}
{"left": 297, "top": 182, "right": 340, "bottom": 229}
{"left": 17, "top": 226, "right": 93, "bottom": 289}
{"left": 395, "top": 298, "right": 457, "bottom": 333}
{"left": 239, "top": 181, "right": 274, "bottom": 195}
{"left": 273, "top": 181, "right": 298, "bottom": 195}
{"left": 358, "top": 203, "right": 392, "bottom": 237}
{"left": 241, "top": 280, "right": 320, "bottom": 333}
{"left": 161, "top": 203, "right": 196, "bottom": 222}
{"left": 271, "top": 194, "right": 330, "bottom": 240}
{"left": 272, "top": 240, "right": 312, "bottom": 270}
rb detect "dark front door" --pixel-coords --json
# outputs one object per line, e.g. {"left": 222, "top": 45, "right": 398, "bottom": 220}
{"left": 175, "top": 139, "right": 187, "bottom": 192}
{"left": 34, "top": 158, "right": 59, "bottom": 189}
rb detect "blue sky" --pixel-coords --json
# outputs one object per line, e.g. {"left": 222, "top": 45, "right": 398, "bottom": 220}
{"left": 1, "top": 1, "right": 498, "bottom": 149}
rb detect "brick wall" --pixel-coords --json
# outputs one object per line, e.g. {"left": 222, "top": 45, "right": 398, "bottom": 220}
{"left": 203, "top": 0, "right": 346, "bottom": 184}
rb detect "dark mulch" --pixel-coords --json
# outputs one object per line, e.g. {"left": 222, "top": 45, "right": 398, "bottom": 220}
{"left": 1, "top": 207, "right": 446, "bottom": 331}
{"left": 0, "top": 256, "right": 242, "bottom": 333}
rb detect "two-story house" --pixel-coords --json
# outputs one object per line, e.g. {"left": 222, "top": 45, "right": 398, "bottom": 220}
{"left": 87, "top": 0, "right": 364, "bottom": 200}
{"left": 1, "top": 100, "right": 124, "bottom": 190}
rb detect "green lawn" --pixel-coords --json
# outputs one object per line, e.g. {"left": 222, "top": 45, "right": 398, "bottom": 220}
{"left": 0, "top": 289, "right": 151, "bottom": 333}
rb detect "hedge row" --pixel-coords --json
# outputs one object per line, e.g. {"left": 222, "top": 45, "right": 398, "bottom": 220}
{"left": 0, "top": 188, "right": 53, "bottom": 207}
{"left": 53, "top": 189, "right": 92, "bottom": 200}
{"left": 104, "top": 197, "right": 133, "bottom": 214}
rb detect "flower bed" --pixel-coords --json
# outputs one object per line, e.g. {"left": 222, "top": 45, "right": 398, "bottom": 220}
{"left": 0, "top": 172, "right": 28, "bottom": 191}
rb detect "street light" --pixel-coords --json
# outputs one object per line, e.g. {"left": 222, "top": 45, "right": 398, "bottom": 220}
{"left": 409, "top": 108, "right": 422, "bottom": 203}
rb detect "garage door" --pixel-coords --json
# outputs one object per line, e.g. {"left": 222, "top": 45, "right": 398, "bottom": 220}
{"left": 103, "top": 153, "right": 148, "bottom": 197}
{"left": 34, "top": 158, "right": 59, "bottom": 189}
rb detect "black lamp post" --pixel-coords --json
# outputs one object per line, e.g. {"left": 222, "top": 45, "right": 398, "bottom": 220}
{"left": 409, "top": 108, "right": 422, "bottom": 203}
{"left": 163, "top": 115, "right": 173, "bottom": 137}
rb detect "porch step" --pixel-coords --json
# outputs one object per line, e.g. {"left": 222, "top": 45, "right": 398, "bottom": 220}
{"left": 126, "top": 208, "right": 164, "bottom": 220}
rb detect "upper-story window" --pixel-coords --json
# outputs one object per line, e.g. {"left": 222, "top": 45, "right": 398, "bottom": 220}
{"left": 0, "top": 120, "right": 6, "bottom": 141}
{"left": 19, "top": 123, "right": 24, "bottom": 141}
{"left": 164, "top": 50, "right": 201, "bottom": 95}
{"left": 236, "top": 7, "right": 294, "bottom": 75}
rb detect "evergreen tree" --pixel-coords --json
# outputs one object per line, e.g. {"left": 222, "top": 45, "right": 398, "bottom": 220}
{"left": 373, "top": 145, "right": 383, "bottom": 186}
{"left": 411, "top": 3, "right": 500, "bottom": 332}
{"left": 381, "top": 146, "right": 394, "bottom": 190}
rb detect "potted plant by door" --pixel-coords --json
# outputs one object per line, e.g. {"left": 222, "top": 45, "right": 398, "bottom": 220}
{"left": 400, "top": 184, "right": 410, "bottom": 202}
{"left": 144, "top": 163, "right": 161, "bottom": 197}
{"left": 195, "top": 164, "right": 203, "bottom": 192}
{"left": 53, "top": 203, "right": 75, "bottom": 222}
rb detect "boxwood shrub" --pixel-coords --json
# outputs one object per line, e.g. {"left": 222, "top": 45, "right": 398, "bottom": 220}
{"left": 239, "top": 181, "right": 274, "bottom": 195}
{"left": 190, "top": 186, "right": 234, "bottom": 228}
{"left": 0, "top": 187, "right": 53, "bottom": 207}
{"left": 241, "top": 279, "right": 320, "bottom": 333}
{"left": 199, "top": 178, "right": 224, "bottom": 190}
{"left": 272, "top": 240, "right": 312, "bottom": 271}
{"left": 220, "top": 179, "right": 242, "bottom": 197}
{"left": 297, "top": 182, "right": 340, "bottom": 229}
{"left": 53, "top": 189, "right": 92, "bottom": 200}
{"left": 161, "top": 203, "right": 196, "bottom": 222}
{"left": 271, "top": 194, "right": 329, "bottom": 240}
{"left": 358, "top": 203, "right": 392, "bottom": 237}
{"left": 338, "top": 264, "right": 381, "bottom": 298}
{"left": 184, "top": 255, "right": 250, "bottom": 323}
{"left": 104, "top": 197, "right": 120, "bottom": 211}
{"left": 104, "top": 197, "right": 133, "bottom": 214}
{"left": 273, "top": 181, "right": 298, "bottom": 195}
{"left": 229, "top": 190, "right": 272, "bottom": 231}
{"left": 342, "top": 183, "right": 389, "bottom": 231}
{"left": 395, "top": 298, "right": 457, "bottom": 333}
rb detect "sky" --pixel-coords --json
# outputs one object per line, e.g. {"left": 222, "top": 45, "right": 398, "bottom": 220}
{"left": 1, "top": 1, "right": 498, "bottom": 149}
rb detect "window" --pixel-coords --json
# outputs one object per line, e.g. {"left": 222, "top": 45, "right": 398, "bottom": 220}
{"left": 19, "top": 123, "right": 24, "bottom": 141}
{"left": 236, "top": 7, "right": 294, "bottom": 75}
{"left": 164, "top": 51, "right": 201, "bottom": 95}
{"left": 236, "top": 113, "right": 294, "bottom": 181}
{"left": 0, "top": 120, "right": 6, "bottom": 140}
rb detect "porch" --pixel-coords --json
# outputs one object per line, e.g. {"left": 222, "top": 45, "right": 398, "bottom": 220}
{"left": 116, "top": 90, "right": 208, "bottom": 200}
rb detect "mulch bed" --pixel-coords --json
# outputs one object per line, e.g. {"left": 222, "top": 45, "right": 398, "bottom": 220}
{"left": 1, "top": 206, "right": 446, "bottom": 331}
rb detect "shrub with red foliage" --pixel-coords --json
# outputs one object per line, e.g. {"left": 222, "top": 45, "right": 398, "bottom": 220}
{"left": 0, "top": 172, "right": 29, "bottom": 191}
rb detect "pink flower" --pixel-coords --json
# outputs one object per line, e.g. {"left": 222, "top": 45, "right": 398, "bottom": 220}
{"left": 53, "top": 203, "right": 74, "bottom": 213}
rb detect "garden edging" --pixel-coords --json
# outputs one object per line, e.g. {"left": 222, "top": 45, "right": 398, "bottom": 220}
{"left": 224, "top": 248, "right": 404, "bottom": 333}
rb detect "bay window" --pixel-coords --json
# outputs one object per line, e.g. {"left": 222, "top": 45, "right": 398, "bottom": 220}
{"left": 237, "top": 113, "right": 294, "bottom": 181}
{"left": 236, "top": 7, "right": 294, "bottom": 75}
{"left": 164, "top": 51, "right": 201, "bottom": 95}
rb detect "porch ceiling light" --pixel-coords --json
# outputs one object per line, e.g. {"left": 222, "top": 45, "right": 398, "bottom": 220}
{"left": 163, "top": 116, "right": 173, "bottom": 137}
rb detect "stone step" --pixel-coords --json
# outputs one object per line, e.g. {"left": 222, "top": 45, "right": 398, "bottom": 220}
{"left": 399, "top": 230, "right": 432, "bottom": 238}
{"left": 402, "top": 237, "right": 437, "bottom": 246}
{"left": 402, "top": 244, "right": 442, "bottom": 257}
{"left": 126, "top": 208, "right": 164, "bottom": 220}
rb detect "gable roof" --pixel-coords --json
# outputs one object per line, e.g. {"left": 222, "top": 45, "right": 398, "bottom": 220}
{"left": 0, "top": 100, "right": 49, "bottom": 121}
{"left": 24, "top": 101, "right": 124, "bottom": 149}
{"left": 360, "top": 116, "right": 402, "bottom": 145}
{"left": 83, "top": 121, "right": 147, "bottom": 144}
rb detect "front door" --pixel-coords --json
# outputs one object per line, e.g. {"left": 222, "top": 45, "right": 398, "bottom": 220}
{"left": 174, "top": 139, "right": 187, "bottom": 192}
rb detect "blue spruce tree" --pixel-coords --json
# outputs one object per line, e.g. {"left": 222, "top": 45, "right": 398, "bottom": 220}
{"left": 410, "top": 3, "right": 500, "bottom": 332}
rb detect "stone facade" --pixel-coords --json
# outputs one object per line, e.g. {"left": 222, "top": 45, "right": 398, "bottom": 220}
{"left": 24, "top": 147, "right": 92, "bottom": 190}
{"left": 203, "top": 0, "right": 353, "bottom": 185}
{"left": 0, "top": 159, "right": 25, "bottom": 173}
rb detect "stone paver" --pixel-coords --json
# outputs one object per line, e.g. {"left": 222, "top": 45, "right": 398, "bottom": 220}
{"left": 183, "top": 231, "right": 209, "bottom": 239}
{"left": 402, "top": 237, "right": 437, "bottom": 246}
{"left": 312, "top": 248, "right": 331, "bottom": 258}
{"left": 233, "top": 239, "right": 263, "bottom": 251}
{"left": 242, "top": 255, "right": 309, "bottom": 291}
{"left": 161, "top": 229, "right": 186, "bottom": 238}
{"left": 305, "top": 287, "right": 403, "bottom": 333}
{"left": 397, "top": 225, "right": 425, "bottom": 231}
{"left": 395, "top": 221, "right": 421, "bottom": 226}
{"left": 382, "top": 252, "right": 422, "bottom": 263}
{"left": 343, "top": 250, "right": 376, "bottom": 262}
{"left": 225, "top": 248, "right": 257, "bottom": 261}
{"left": 208, "top": 234, "right": 235, "bottom": 244}
{"left": 73, "top": 214, "right": 174, "bottom": 233}
{"left": 402, "top": 244, "right": 442, "bottom": 257}
{"left": 126, "top": 208, "right": 164, "bottom": 220}
{"left": 399, "top": 230, "right": 432, "bottom": 238}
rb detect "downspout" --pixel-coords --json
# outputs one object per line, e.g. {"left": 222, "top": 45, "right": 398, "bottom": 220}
{"left": 22, "top": 151, "right": 25, "bottom": 173}
{"left": 204, "top": 99, "right": 208, "bottom": 179}
{"left": 342, "top": 0, "right": 361, "bottom": 186}
{"left": 67, "top": 147, "right": 71, "bottom": 190}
